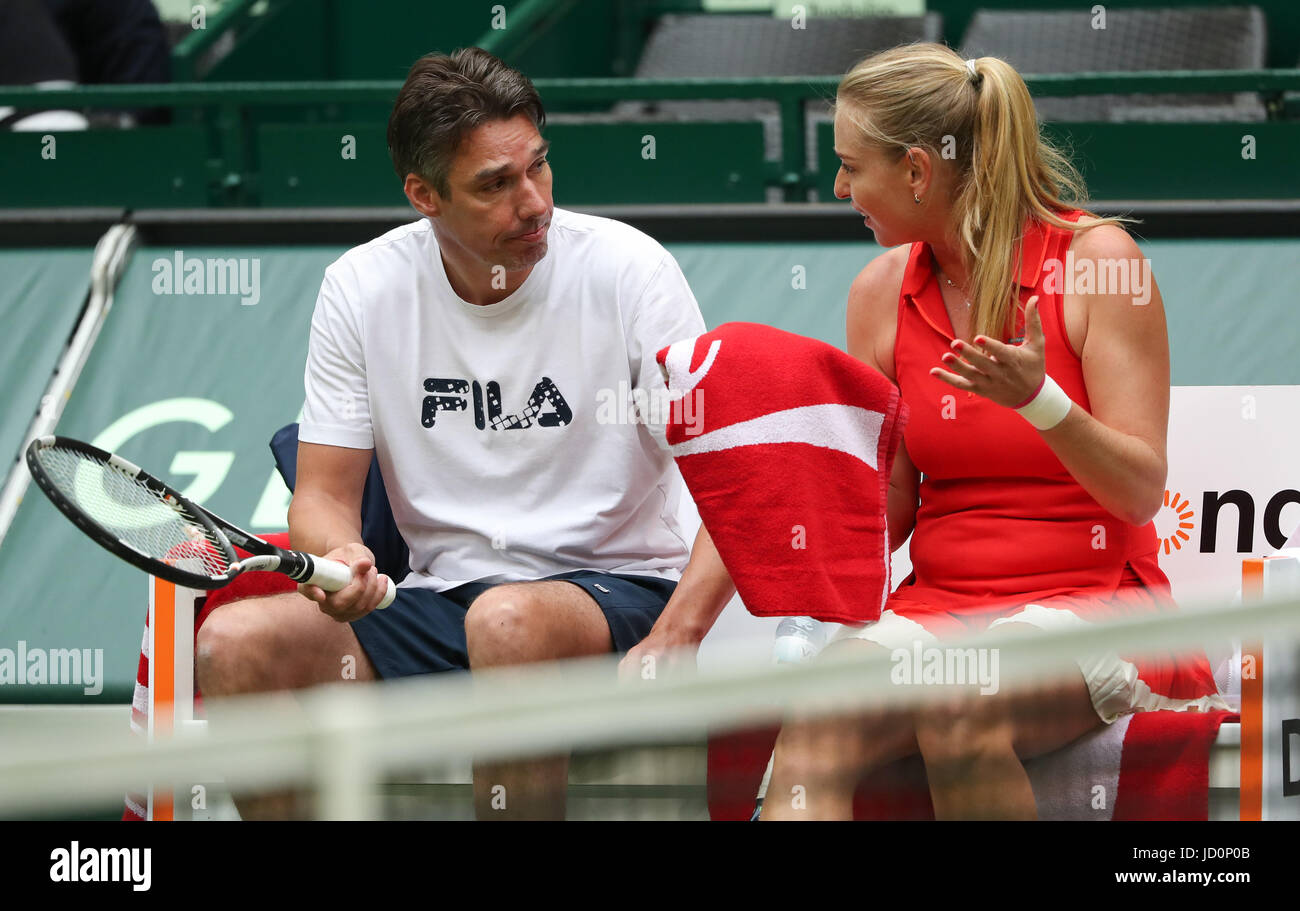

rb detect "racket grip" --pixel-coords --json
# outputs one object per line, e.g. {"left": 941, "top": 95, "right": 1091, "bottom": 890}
{"left": 303, "top": 557, "right": 395, "bottom": 610}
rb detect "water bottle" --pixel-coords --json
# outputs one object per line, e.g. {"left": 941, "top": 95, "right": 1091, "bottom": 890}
{"left": 753, "top": 616, "right": 827, "bottom": 820}
{"left": 772, "top": 616, "right": 826, "bottom": 664}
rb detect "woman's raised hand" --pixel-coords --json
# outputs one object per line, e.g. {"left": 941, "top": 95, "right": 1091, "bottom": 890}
{"left": 930, "top": 295, "right": 1046, "bottom": 409}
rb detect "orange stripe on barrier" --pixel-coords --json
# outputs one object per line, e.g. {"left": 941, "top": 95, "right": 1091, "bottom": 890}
{"left": 1239, "top": 559, "right": 1264, "bottom": 822}
{"left": 152, "top": 576, "right": 176, "bottom": 822}
{"left": 154, "top": 789, "right": 174, "bottom": 823}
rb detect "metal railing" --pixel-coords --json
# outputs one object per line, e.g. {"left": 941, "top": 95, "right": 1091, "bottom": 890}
{"left": 0, "top": 588, "right": 1293, "bottom": 819}
{"left": 1, "top": 70, "right": 1296, "bottom": 203}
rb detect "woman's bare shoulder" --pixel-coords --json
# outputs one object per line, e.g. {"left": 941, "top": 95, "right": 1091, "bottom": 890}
{"left": 1068, "top": 220, "right": 1143, "bottom": 260}
{"left": 848, "top": 244, "right": 911, "bottom": 299}
{"left": 846, "top": 245, "right": 910, "bottom": 378}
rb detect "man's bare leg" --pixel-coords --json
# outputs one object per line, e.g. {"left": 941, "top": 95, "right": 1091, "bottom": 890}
{"left": 464, "top": 580, "right": 614, "bottom": 820}
{"left": 195, "top": 591, "right": 378, "bottom": 819}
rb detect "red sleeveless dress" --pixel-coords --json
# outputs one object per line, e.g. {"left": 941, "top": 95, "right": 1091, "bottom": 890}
{"left": 883, "top": 209, "right": 1222, "bottom": 715}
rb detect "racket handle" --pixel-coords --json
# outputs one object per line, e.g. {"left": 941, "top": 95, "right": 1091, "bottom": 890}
{"left": 303, "top": 557, "right": 396, "bottom": 610}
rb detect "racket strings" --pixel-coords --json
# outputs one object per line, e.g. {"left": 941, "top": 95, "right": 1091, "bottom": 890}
{"left": 36, "top": 446, "right": 231, "bottom": 579}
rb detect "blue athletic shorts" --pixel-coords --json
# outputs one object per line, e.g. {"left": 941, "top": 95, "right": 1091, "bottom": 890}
{"left": 349, "top": 570, "right": 677, "bottom": 679}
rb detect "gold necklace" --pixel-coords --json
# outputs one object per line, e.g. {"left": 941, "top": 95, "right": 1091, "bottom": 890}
{"left": 936, "top": 266, "right": 971, "bottom": 308}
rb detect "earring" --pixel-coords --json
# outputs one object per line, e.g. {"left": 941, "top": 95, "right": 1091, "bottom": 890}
{"left": 914, "top": 195, "right": 921, "bottom": 204}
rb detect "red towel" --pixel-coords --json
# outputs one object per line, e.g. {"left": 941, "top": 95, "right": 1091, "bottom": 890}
{"left": 1111, "top": 710, "right": 1232, "bottom": 821}
{"left": 656, "top": 322, "right": 907, "bottom": 625}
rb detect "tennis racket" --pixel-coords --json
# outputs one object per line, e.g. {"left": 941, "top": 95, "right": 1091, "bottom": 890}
{"left": 25, "top": 435, "right": 395, "bottom": 608}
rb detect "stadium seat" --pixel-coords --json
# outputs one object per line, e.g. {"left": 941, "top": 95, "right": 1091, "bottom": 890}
{"left": 959, "top": 6, "right": 1269, "bottom": 122}
{"left": 627, "top": 12, "right": 942, "bottom": 80}
{"left": 550, "top": 12, "right": 942, "bottom": 199}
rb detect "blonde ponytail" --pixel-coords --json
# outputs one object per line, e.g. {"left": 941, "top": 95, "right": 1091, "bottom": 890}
{"left": 836, "top": 44, "right": 1134, "bottom": 340}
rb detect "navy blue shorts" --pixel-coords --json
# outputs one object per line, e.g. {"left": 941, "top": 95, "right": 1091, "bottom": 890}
{"left": 349, "top": 570, "right": 677, "bottom": 679}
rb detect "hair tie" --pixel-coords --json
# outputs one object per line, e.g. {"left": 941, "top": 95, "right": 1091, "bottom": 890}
{"left": 966, "top": 59, "right": 979, "bottom": 81}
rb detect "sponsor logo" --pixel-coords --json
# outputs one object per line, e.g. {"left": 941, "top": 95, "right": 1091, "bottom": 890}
{"left": 1155, "top": 489, "right": 1196, "bottom": 555}
{"left": 1195, "top": 488, "right": 1300, "bottom": 553}
{"left": 421, "top": 376, "right": 572, "bottom": 430}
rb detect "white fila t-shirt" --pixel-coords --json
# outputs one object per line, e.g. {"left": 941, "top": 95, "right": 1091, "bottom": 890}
{"left": 299, "top": 208, "right": 707, "bottom": 591}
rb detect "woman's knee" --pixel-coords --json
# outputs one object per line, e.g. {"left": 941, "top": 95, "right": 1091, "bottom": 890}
{"left": 912, "top": 695, "right": 1017, "bottom": 770}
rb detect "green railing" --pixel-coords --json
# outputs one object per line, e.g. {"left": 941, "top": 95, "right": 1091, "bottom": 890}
{"left": 1, "top": 71, "right": 1297, "bottom": 206}
{"left": 6, "top": 69, "right": 1296, "bottom": 104}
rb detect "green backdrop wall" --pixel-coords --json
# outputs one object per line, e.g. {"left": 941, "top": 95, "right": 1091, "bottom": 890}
{"left": 0, "top": 228, "right": 1296, "bottom": 701}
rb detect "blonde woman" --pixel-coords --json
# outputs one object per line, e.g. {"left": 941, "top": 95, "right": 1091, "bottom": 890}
{"left": 759, "top": 44, "right": 1227, "bottom": 820}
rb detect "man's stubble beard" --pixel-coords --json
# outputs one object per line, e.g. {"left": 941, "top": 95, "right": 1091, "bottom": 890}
{"left": 500, "top": 239, "right": 548, "bottom": 273}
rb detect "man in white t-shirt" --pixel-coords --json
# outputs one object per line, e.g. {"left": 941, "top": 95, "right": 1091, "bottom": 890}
{"left": 194, "top": 47, "right": 738, "bottom": 819}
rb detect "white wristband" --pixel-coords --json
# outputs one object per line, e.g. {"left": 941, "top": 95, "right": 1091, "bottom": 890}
{"left": 1014, "top": 375, "right": 1073, "bottom": 430}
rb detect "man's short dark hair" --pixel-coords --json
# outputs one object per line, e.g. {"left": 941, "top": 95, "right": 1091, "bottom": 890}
{"left": 387, "top": 47, "right": 547, "bottom": 198}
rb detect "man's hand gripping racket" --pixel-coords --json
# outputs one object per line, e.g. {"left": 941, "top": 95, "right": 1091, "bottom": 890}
{"left": 25, "top": 436, "right": 395, "bottom": 611}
